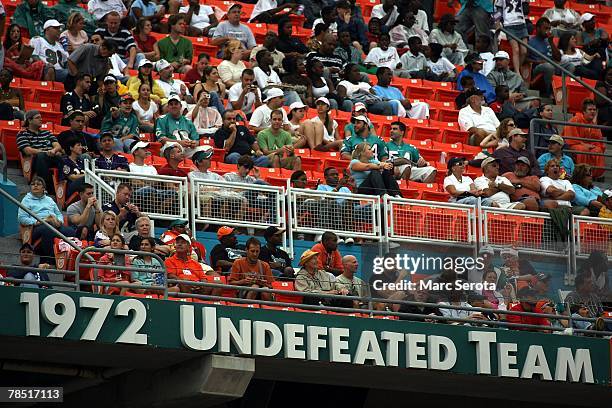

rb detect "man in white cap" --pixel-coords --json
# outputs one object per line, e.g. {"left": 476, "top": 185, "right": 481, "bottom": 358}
{"left": 155, "top": 94, "right": 199, "bottom": 155}
{"left": 158, "top": 142, "right": 188, "bottom": 177}
{"left": 486, "top": 51, "right": 528, "bottom": 104}
{"left": 129, "top": 141, "right": 157, "bottom": 176}
{"left": 190, "top": 146, "right": 222, "bottom": 181}
{"left": 341, "top": 115, "right": 389, "bottom": 161}
{"left": 227, "top": 68, "right": 262, "bottom": 117}
{"left": 30, "top": 19, "right": 70, "bottom": 82}
{"left": 577, "top": 13, "right": 607, "bottom": 56}
{"left": 474, "top": 157, "right": 525, "bottom": 209}
{"left": 156, "top": 59, "right": 194, "bottom": 103}
{"left": 248, "top": 87, "right": 289, "bottom": 134}
{"left": 537, "top": 134, "right": 574, "bottom": 178}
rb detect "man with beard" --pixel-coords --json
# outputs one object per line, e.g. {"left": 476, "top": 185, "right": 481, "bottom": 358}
{"left": 210, "top": 226, "right": 246, "bottom": 274}
{"left": 60, "top": 73, "right": 98, "bottom": 127}
{"left": 493, "top": 128, "right": 541, "bottom": 176}
{"left": 503, "top": 157, "right": 544, "bottom": 211}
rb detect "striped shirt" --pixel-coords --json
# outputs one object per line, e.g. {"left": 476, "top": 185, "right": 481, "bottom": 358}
{"left": 94, "top": 27, "right": 136, "bottom": 58}
{"left": 16, "top": 129, "right": 57, "bottom": 153}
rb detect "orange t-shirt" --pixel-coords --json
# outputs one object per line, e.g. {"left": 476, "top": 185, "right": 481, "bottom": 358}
{"left": 164, "top": 255, "right": 205, "bottom": 282}
{"left": 563, "top": 113, "right": 604, "bottom": 149}
{"left": 229, "top": 258, "right": 274, "bottom": 285}
{"left": 311, "top": 243, "right": 343, "bottom": 272}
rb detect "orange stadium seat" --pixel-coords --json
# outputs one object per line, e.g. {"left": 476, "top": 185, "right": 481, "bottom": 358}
{"left": 486, "top": 214, "right": 518, "bottom": 245}
{"left": 0, "top": 120, "right": 22, "bottom": 161}
{"left": 272, "top": 281, "right": 303, "bottom": 304}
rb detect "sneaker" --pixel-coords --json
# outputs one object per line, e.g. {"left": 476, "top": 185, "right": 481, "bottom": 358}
{"left": 345, "top": 237, "right": 355, "bottom": 245}
{"left": 296, "top": 233, "right": 305, "bottom": 241}
{"left": 314, "top": 234, "right": 322, "bottom": 242}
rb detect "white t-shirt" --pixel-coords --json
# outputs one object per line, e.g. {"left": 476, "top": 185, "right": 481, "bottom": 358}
{"left": 249, "top": 104, "right": 289, "bottom": 129}
{"left": 458, "top": 106, "right": 500, "bottom": 133}
{"left": 312, "top": 18, "right": 337, "bottom": 35}
{"left": 540, "top": 177, "right": 574, "bottom": 207}
{"left": 560, "top": 49, "right": 585, "bottom": 67}
{"left": 364, "top": 47, "right": 401, "bottom": 69}
{"left": 309, "top": 115, "right": 338, "bottom": 142}
{"left": 496, "top": 0, "right": 526, "bottom": 26}
{"left": 132, "top": 100, "right": 158, "bottom": 122}
{"left": 474, "top": 175, "right": 514, "bottom": 208}
{"left": 480, "top": 52, "right": 495, "bottom": 76}
{"left": 129, "top": 162, "right": 158, "bottom": 175}
{"left": 30, "top": 37, "right": 69, "bottom": 70}
{"left": 158, "top": 79, "right": 191, "bottom": 99}
{"left": 371, "top": 4, "right": 399, "bottom": 26}
{"left": 426, "top": 57, "right": 455, "bottom": 75}
{"left": 109, "top": 53, "right": 127, "bottom": 77}
{"left": 227, "top": 82, "right": 261, "bottom": 115}
{"left": 444, "top": 174, "right": 474, "bottom": 202}
{"left": 337, "top": 80, "right": 371, "bottom": 97}
{"left": 253, "top": 66, "right": 281, "bottom": 90}
{"left": 250, "top": 0, "right": 277, "bottom": 21}
{"left": 179, "top": 5, "right": 214, "bottom": 29}
{"left": 415, "top": 9, "right": 429, "bottom": 32}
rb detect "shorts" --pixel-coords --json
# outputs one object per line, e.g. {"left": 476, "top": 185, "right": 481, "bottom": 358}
{"left": 505, "top": 23, "right": 529, "bottom": 40}
{"left": 396, "top": 164, "right": 436, "bottom": 182}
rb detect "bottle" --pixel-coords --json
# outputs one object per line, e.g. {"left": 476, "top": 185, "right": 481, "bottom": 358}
{"left": 60, "top": 36, "right": 70, "bottom": 52}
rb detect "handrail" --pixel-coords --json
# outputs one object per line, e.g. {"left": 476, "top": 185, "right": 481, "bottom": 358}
{"left": 499, "top": 27, "right": 612, "bottom": 108}
{"left": 0, "top": 142, "right": 7, "bottom": 182}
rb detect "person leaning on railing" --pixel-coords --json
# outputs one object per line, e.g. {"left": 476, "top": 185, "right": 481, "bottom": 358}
{"left": 228, "top": 237, "right": 275, "bottom": 301}
{"left": 97, "top": 233, "right": 132, "bottom": 296}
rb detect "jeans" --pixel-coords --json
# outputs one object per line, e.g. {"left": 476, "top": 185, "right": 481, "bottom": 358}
{"left": 533, "top": 63, "right": 555, "bottom": 97}
{"left": 283, "top": 90, "right": 301, "bottom": 106}
{"left": 225, "top": 152, "right": 270, "bottom": 167}
{"left": 32, "top": 224, "right": 76, "bottom": 264}
{"left": 113, "top": 138, "right": 137, "bottom": 153}
{"left": 121, "top": 53, "right": 146, "bottom": 70}
{"left": 356, "top": 169, "right": 401, "bottom": 196}
{"left": 367, "top": 101, "right": 393, "bottom": 116}
{"left": 33, "top": 152, "right": 63, "bottom": 193}
{"left": 455, "top": 196, "right": 494, "bottom": 206}
{"left": 456, "top": 6, "right": 492, "bottom": 45}
{"left": 55, "top": 68, "right": 69, "bottom": 82}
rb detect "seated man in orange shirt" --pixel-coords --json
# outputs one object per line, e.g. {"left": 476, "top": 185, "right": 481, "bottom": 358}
{"left": 562, "top": 99, "right": 605, "bottom": 178}
{"left": 311, "top": 231, "right": 343, "bottom": 276}
{"left": 228, "top": 237, "right": 274, "bottom": 301}
{"left": 506, "top": 287, "right": 551, "bottom": 333}
{"left": 164, "top": 234, "right": 221, "bottom": 296}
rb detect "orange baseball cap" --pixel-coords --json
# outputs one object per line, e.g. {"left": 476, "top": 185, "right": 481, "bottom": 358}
{"left": 217, "top": 226, "right": 235, "bottom": 239}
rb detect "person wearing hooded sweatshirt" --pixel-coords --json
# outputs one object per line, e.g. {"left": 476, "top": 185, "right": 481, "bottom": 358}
{"left": 12, "top": 0, "right": 55, "bottom": 38}
{"left": 52, "top": 0, "right": 97, "bottom": 36}
{"left": 18, "top": 176, "right": 76, "bottom": 264}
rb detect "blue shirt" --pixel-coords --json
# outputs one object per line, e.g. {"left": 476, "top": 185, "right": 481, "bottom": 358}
{"left": 572, "top": 184, "right": 603, "bottom": 207}
{"left": 317, "top": 184, "right": 352, "bottom": 205}
{"left": 372, "top": 85, "right": 404, "bottom": 101}
{"left": 456, "top": 69, "right": 496, "bottom": 103}
{"left": 528, "top": 36, "right": 552, "bottom": 62}
{"left": 130, "top": 0, "right": 157, "bottom": 20}
{"left": 349, "top": 159, "right": 380, "bottom": 187}
{"left": 537, "top": 153, "right": 574, "bottom": 177}
{"left": 457, "top": 0, "right": 494, "bottom": 14}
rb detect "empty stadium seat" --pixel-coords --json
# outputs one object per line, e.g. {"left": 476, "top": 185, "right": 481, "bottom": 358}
{"left": 272, "top": 281, "right": 303, "bottom": 304}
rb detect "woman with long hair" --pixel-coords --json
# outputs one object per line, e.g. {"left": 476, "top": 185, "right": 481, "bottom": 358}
{"left": 308, "top": 97, "right": 342, "bottom": 151}
{"left": 349, "top": 142, "right": 401, "bottom": 196}
{"left": 287, "top": 101, "right": 325, "bottom": 150}
{"left": 0, "top": 68, "right": 24, "bottom": 120}
{"left": 133, "top": 18, "right": 159, "bottom": 61}
{"left": 533, "top": 104, "right": 559, "bottom": 153}
{"left": 132, "top": 82, "right": 159, "bottom": 132}
{"left": 193, "top": 65, "right": 226, "bottom": 114}
{"left": 479, "top": 118, "right": 514, "bottom": 150}
{"left": 126, "top": 59, "right": 165, "bottom": 104}
{"left": 97, "top": 233, "right": 132, "bottom": 296}
{"left": 191, "top": 90, "right": 222, "bottom": 135}
{"left": 60, "top": 12, "right": 88, "bottom": 53}
{"left": 218, "top": 39, "right": 247, "bottom": 88}
{"left": 558, "top": 32, "right": 603, "bottom": 80}
{"left": 570, "top": 163, "right": 604, "bottom": 216}
{"left": 94, "top": 211, "right": 121, "bottom": 248}
{"left": 3, "top": 24, "right": 46, "bottom": 80}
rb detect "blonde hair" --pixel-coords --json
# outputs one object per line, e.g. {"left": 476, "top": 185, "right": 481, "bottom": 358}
{"left": 67, "top": 12, "right": 83, "bottom": 31}
{"left": 351, "top": 142, "right": 370, "bottom": 160}
{"left": 544, "top": 158, "right": 561, "bottom": 174}
{"left": 223, "top": 39, "right": 243, "bottom": 60}
{"left": 100, "top": 211, "right": 120, "bottom": 237}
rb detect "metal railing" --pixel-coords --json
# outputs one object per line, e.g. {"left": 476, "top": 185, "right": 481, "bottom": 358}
{"left": 0, "top": 143, "right": 7, "bottom": 182}
{"left": 572, "top": 215, "right": 612, "bottom": 260}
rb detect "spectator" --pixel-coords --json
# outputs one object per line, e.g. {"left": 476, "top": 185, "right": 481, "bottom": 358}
{"left": 398, "top": 36, "right": 434, "bottom": 80}
{"left": 8, "top": 243, "right": 51, "bottom": 288}
{"left": 537, "top": 135, "right": 574, "bottom": 178}
{"left": 192, "top": 65, "right": 225, "bottom": 114}
{"left": 165, "top": 234, "right": 220, "bottom": 296}
{"left": 540, "top": 158, "right": 576, "bottom": 209}
{"left": 126, "top": 59, "right": 165, "bottom": 104}
{"left": 341, "top": 115, "right": 388, "bottom": 161}
{"left": 127, "top": 215, "right": 170, "bottom": 255}
{"left": 67, "top": 183, "right": 101, "bottom": 240}
{"left": 189, "top": 146, "right": 222, "bottom": 181}
{"left": 450, "top": 0, "right": 493, "bottom": 46}
{"left": 31, "top": 20, "right": 70, "bottom": 82}
{"left": 425, "top": 43, "right": 457, "bottom": 80}
{"left": 479, "top": 117, "right": 513, "bottom": 150}
{"left": 371, "top": 0, "right": 399, "bottom": 27}
{"left": 102, "top": 183, "right": 142, "bottom": 231}
{"left": 335, "top": 255, "right": 368, "bottom": 308}
{"left": 252, "top": 49, "right": 300, "bottom": 105}
{"left": 502, "top": 157, "right": 544, "bottom": 211}
{"left": 578, "top": 252, "right": 609, "bottom": 295}
{"left": 595, "top": 67, "right": 612, "bottom": 142}
{"left": 396, "top": 288, "right": 443, "bottom": 321}
{"left": 133, "top": 18, "right": 159, "bottom": 62}
{"left": 349, "top": 141, "right": 401, "bottom": 197}
{"left": 527, "top": 17, "right": 561, "bottom": 98}
{"left": 571, "top": 164, "right": 605, "bottom": 217}
{"left": 133, "top": 83, "right": 159, "bottom": 133}
{"left": 337, "top": 63, "right": 394, "bottom": 115}
{"left": 17, "top": 176, "right": 75, "bottom": 263}
{"left": 364, "top": 33, "right": 404, "bottom": 76}
{"left": 260, "top": 226, "right": 294, "bottom": 279}
{"left": 373, "top": 66, "right": 429, "bottom": 119}
{"left": 489, "top": 85, "right": 538, "bottom": 128}
{"left": 94, "top": 132, "right": 130, "bottom": 171}
{"left": 437, "top": 290, "right": 484, "bottom": 322}
{"left": 96, "top": 75, "right": 123, "bottom": 122}
{"left": 130, "top": 0, "right": 165, "bottom": 27}
{"left": 543, "top": 0, "right": 581, "bottom": 36}
{"left": 506, "top": 287, "right": 551, "bottom": 332}
{"left": 444, "top": 157, "right": 494, "bottom": 206}
{"left": 565, "top": 272, "right": 605, "bottom": 319}
{"left": 480, "top": 269, "right": 509, "bottom": 310}
{"left": 494, "top": 0, "right": 529, "bottom": 75}
{"left": 312, "top": 4, "right": 338, "bottom": 36}
{"left": 250, "top": 31, "right": 285, "bottom": 72}
{"left": 562, "top": 99, "right": 605, "bottom": 178}
{"left": 458, "top": 89, "right": 500, "bottom": 146}
{"left": 475, "top": 34, "right": 495, "bottom": 76}
{"left": 533, "top": 104, "right": 559, "bottom": 152}
{"left": 94, "top": 11, "right": 142, "bottom": 70}
{"left": 308, "top": 23, "right": 328, "bottom": 52}
{"left": 215, "top": 110, "right": 269, "bottom": 167}
{"left": 249, "top": 87, "right": 290, "bottom": 133}
{"left": 486, "top": 51, "right": 528, "bottom": 103}
{"left": 211, "top": 3, "right": 256, "bottom": 54}
{"left": 3, "top": 24, "right": 46, "bottom": 80}
{"left": 60, "top": 137, "right": 86, "bottom": 198}
{"left": 97, "top": 233, "right": 132, "bottom": 295}
{"left": 87, "top": 0, "right": 127, "bottom": 20}
{"left": 94, "top": 210, "right": 120, "bottom": 248}
{"left": 386, "top": 121, "right": 436, "bottom": 182}
{"left": 60, "top": 73, "right": 97, "bottom": 127}
{"left": 156, "top": 59, "right": 194, "bottom": 103}
{"left": 155, "top": 95, "right": 199, "bottom": 154}
{"left": 598, "top": 190, "right": 612, "bottom": 225}
{"left": 217, "top": 39, "right": 247, "bottom": 88}
{"left": 455, "top": 76, "right": 476, "bottom": 109}
{"left": 335, "top": 0, "right": 368, "bottom": 51}
{"left": 558, "top": 32, "right": 603, "bottom": 80}
{"left": 66, "top": 39, "right": 117, "bottom": 91}
{"left": 159, "top": 218, "right": 206, "bottom": 261}
{"left": 12, "top": 0, "right": 54, "bottom": 38}
{"left": 308, "top": 97, "right": 342, "bottom": 151}
{"left": 343, "top": 102, "right": 376, "bottom": 139}
{"left": 210, "top": 226, "right": 246, "bottom": 274}
{"left": 295, "top": 249, "right": 339, "bottom": 305}
{"left": 184, "top": 53, "right": 210, "bottom": 85}
{"left": 228, "top": 69, "right": 263, "bottom": 117}
{"left": 335, "top": 30, "right": 364, "bottom": 65}
{"left": 305, "top": 33, "right": 346, "bottom": 85}
{"left": 276, "top": 18, "right": 309, "bottom": 55}
{"left": 191, "top": 90, "right": 222, "bottom": 136}
{"left": 158, "top": 142, "right": 188, "bottom": 177}
{"left": 306, "top": 58, "right": 342, "bottom": 110}
{"left": 154, "top": 14, "right": 193, "bottom": 74}
{"left": 389, "top": 11, "right": 428, "bottom": 49}
{"left": 179, "top": 0, "right": 217, "bottom": 37}
{"left": 132, "top": 237, "right": 178, "bottom": 294}
{"left": 576, "top": 13, "right": 608, "bottom": 57}
{"left": 456, "top": 53, "right": 495, "bottom": 103}
{"left": 228, "top": 237, "right": 274, "bottom": 301}
{"left": 474, "top": 157, "right": 525, "bottom": 209}
{"left": 493, "top": 129, "right": 541, "bottom": 176}
{"left": 257, "top": 109, "right": 302, "bottom": 170}
{"left": 429, "top": 13, "right": 468, "bottom": 65}
{"left": 16, "top": 110, "right": 63, "bottom": 190}
{"left": 100, "top": 93, "right": 140, "bottom": 153}
{"left": 58, "top": 12, "right": 90, "bottom": 53}
{"left": 310, "top": 231, "right": 343, "bottom": 276}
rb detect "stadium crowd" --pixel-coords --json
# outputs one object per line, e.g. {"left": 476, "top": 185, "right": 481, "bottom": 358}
{"left": 0, "top": 0, "right": 610, "bottom": 331}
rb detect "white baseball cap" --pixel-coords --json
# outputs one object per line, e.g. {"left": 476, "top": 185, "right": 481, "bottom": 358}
{"left": 138, "top": 59, "right": 153, "bottom": 69}
{"left": 353, "top": 102, "right": 367, "bottom": 112}
{"left": 289, "top": 101, "right": 307, "bottom": 111}
{"left": 167, "top": 94, "right": 182, "bottom": 104}
{"left": 155, "top": 59, "right": 172, "bottom": 72}
{"left": 130, "top": 141, "right": 150, "bottom": 154}
{"left": 494, "top": 51, "right": 510, "bottom": 60}
{"left": 160, "top": 142, "right": 183, "bottom": 156}
{"left": 264, "top": 87, "right": 284, "bottom": 102}
{"left": 353, "top": 115, "right": 369, "bottom": 123}
{"left": 315, "top": 96, "right": 330, "bottom": 106}
{"left": 580, "top": 13, "right": 595, "bottom": 24}
{"left": 175, "top": 233, "right": 191, "bottom": 244}
{"left": 44, "top": 20, "right": 62, "bottom": 30}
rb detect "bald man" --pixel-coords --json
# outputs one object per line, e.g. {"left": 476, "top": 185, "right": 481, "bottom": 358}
{"left": 335, "top": 255, "right": 369, "bottom": 308}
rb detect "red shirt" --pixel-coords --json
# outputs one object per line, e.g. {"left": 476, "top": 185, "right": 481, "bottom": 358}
{"left": 563, "top": 113, "right": 604, "bottom": 149}
{"left": 506, "top": 302, "right": 551, "bottom": 331}
{"left": 158, "top": 165, "right": 188, "bottom": 177}
{"left": 164, "top": 255, "right": 205, "bottom": 282}
{"left": 184, "top": 68, "right": 203, "bottom": 84}
{"left": 311, "top": 243, "right": 343, "bottom": 272}
{"left": 134, "top": 34, "right": 157, "bottom": 54}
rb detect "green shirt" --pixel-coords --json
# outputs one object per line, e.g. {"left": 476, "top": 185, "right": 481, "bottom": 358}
{"left": 155, "top": 114, "right": 198, "bottom": 141}
{"left": 341, "top": 134, "right": 388, "bottom": 161}
{"left": 257, "top": 128, "right": 293, "bottom": 152}
{"left": 156, "top": 36, "right": 193, "bottom": 64}
{"left": 386, "top": 140, "right": 420, "bottom": 163}
{"left": 101, "top": 112, "right": 140, "bottom": 137}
